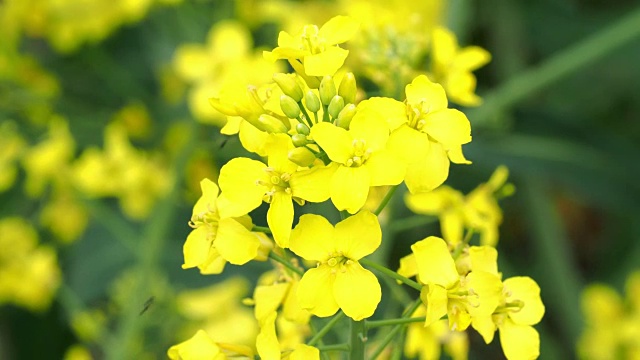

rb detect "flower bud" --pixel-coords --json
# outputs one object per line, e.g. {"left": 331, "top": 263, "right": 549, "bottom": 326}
{"left": 280, "top": 95, "right": 301, "bottom": 119}
{"left": 291, "top": 134, "right": 308, "bottom": 147}
{"left": 273, "top": 73, "right": 303, "bottom": 102}
{"left": 335, "top": 104, "right": 357, "bottom": 129}
{"left": 288, "top": 147, "right": 316, "bottom": 167}
{"left": 258, "top": 114, "right": 288, "bottom": 133}
{"left": 295, "top": 123, "right": 310, "bottom": 135}
{"left": 319, "top": 76, "right": 336, "bottom": 106}
{"left": 327, "top": 95, "right": 345, "bottom": 119}
{"left": 338, "top": 72, "right": 357, "bottom": 104}
{"left": 304, "top": 90, "right": 321, "bottom": 113}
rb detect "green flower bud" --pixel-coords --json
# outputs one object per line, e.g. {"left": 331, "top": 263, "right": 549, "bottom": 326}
{"left": 273, "top": 73, "right": 303, "bottom": 102}
{"left": 319, "top": 76, "right": 336, "bottom": 106}
{"left": 295, "top": 123, "right": 310, "bottom": 135}
{"left": 280, "top": 95, "right": 301, "bottom": 119}
{"left": 288, "top": 147, "right": 316, "bottom": 167}
{"left": 258, "top": 114, "right": 288, "bottom": 133}
{"left": 304, "top": 90, "right": 321, "bottom": 113}
{"left": 291, "top": 134, "right": 308, "bottom": 147}
{"left": 338, "top": 72, "right": 357, "bottom": 104}
{"left": 328, "top": 95, "right": 345, "bottom": 120}
{"left": 335, "top": 104, "right": 357, "bottom": 129}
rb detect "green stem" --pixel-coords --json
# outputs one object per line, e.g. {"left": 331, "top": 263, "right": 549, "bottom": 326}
{"left": 360, "top": 258, "right": 422, "bottom": 291}
{"left": 268, "top": 251, "right": 304, "bottom": 276}
{"left": 296, "top": 103, "right": 314, "bottom": 128}
{"left": 451, "top": 228, "right": 475, "bottom": 260}
{"left": 370, "top": 299, "right": 422, "bottom": 360}
{"left": 349, "top": 320, "right": 366, "bottom": 360}
{"left": 374, "top": 185, "right": 399, "bottom": 216}
{"left": 316, "top": 343, "right": 350, "bottom": 352}
{"left": 322, "top": 105, "right": 330, "bottom": 122}
{"left": 308, "top": 312, "right": 345, "bottom": 346}
{"left": 388, "top": 215, "right": 438, "bottom": 233}
{"left": 251, "top": 225, "right": 272, "bottom": 234}
{"left": 366, "top": 316, "right": 425, "bottom": 329}
{"left": 471, "top": 5, "right": 640, "bottom": 124}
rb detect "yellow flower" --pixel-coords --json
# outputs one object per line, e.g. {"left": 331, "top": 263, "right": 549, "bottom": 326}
{"left": 0, "top": 121, "right": 25, "bottom": 192}
{"left": 309, "top": 110, "right": 404, "bottom": 213}
{"left": 411, "top": 237, "right": 502, "bottom": 330}
{"left": 182, "top": 178, "right": 264, "bottom": 274}
{"left": 361, "top": 75, "right": 471, "bottom": 193}
{"left": 289, "top": 211, "right": 382, "bottom": 320}
{"left": 167, "top": 329, "right": 226, "bottom": 360}
{"left": 218, "top": 134, "right": 332, "bottom": 247}
{"left": 431, "top": 26, "right": 491, "bottom": 107}
{"left": 264, "top": 15, "right": 359, "bottom": 77}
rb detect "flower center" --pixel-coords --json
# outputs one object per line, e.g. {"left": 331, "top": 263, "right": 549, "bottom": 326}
{"left": 257, "top": 167, "right": 293, "bottom": 202}
{"left": 301, "top": 25, "right": 325, "bottom": 54}
{"left": 189, "top": 204, "right": 220, "bottom": 230}
{"left": 345, "top": 139, "right": 372, "bottom": 167}
{"left": 325, "top": 252, "right": 354, "bottom": 274}
{"left": 406, "top": 101, "right": 431, "bottom": 131}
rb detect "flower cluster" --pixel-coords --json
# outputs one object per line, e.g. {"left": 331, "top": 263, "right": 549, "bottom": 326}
{"left": 171, "top": 15, "right": 545, "bottom": 360}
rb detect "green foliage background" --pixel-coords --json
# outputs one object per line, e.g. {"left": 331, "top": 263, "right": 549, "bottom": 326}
{"left": 1, "top": 0, "right": 640, "bottom": 359}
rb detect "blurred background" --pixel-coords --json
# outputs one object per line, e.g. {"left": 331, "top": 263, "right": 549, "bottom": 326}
{"left": 1, "top": 0, "right": 639, "bottom": 359}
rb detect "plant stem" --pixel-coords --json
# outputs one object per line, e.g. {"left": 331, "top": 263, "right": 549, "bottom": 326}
{"left": 360, "top": 258, "right": 422, "bottom": 291}
{"left": 316, "top": 343, "right": 350, "bottom": 352}
{"left": 308, "top": 312, "right": 345, "bottom": 346}
{"left": 388, "top": 215, "right": 438, "bottom": 233}
{"left": 370, "top": 299, "right": 422, "bottom": 360}
{"left": 268, "top": 251, "right": 304, "bottom": 276}
{"left": 366, "top": 316, "right": 425, "bottom": 329}
{"left": 251, "top": 225, "right": 272, "bottom": 234}
{"left": 374, "top": 185, "right": 399, "bottom": 216}
{"left": 451, "top": 228, "right": 475, "bottom": 260}
{"left": 349, "top": 320, "right": 366, "bottom": 360}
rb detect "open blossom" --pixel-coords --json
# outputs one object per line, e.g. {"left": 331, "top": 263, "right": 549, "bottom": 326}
{"left": 264, "top": 15, "right": 359, "bottom": 77}
{"left": 289, "top": 211, "right": 382, "bottom": 320}
{"left": 359, "top": 75, "right": 472, "bottom": 193}
{"left": 182, "top": 178, "right": 265, "bottom": 274}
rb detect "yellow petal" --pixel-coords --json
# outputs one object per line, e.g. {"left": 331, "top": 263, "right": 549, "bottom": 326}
{"left": 397, "top": 253, "right": 418, "bottom": 280}
{"left": 447, "top": 144, "right": 472, "bottom": 164}
{"left": 499, "top": 320, "right": 540, "bottom": 360}
{"left": 331, "top": 165, "right": 370, "bottom": 214}
{"left": 357, "top": 97, "right": 407, "bottom": 130}
{"left": 452, "top": 46, "right": 491, "bottom": 71}
{"left": 290, "top": 344, "right": 320, "bottom": 360}
{"left": 469, "top": 246, "right": 499, "bottom": 275}
{"left": 218, "top": 157, "right": 267, "bottom": 216}
{"left": 349, "top": 111, "right": 389, "bottom": 152}
{"left": 289, "top": 214, "right": 335, "bottom": 261}
{"left": 366, "top": 150, "right": 405, "bottom": 187}
{"left": 256, "top": 311, "right": 280, "bottom": 360}
{"left": 215, "top": 218, "right": 260, "bottom": 265}
{"left": 334, "top": 210, "right": 381, "bottom": 260}
{"left": 167, "top": 330, "right": 222, "bottom": 360}
{"left": 423, "top": 109, "right": 471, "bottom": 148}
{"left": 265, "top": 134, "right": 297, "bottom": 174}
{"left": 304, "top": 47, "right": 349, "bottom": 77}
{"left": 198, "top": 247, "right": 227, "bottom": 275}
{"left": 290, "top": 163, "right": 337, "bottom": 202}
{"left": 405, "top": 141, "right": 449, "bottom": 194}
{"left": 465, "top": 271, "right": 503, "bottom": 316}
{"left": 192, "top": 178, "right": 219, "bottom": 217}
{"left": 503, "top": 277, "right": 545, "bottom": 325}
{"left": 254, "top": 283, "right": 289, "bottom": 323}
{"left": 432, "top": 27, "right": 457, "bottom": 68}
{"left": 310, "top": 122, "right": 352, "bottom": 164}
{"left": 387, "top": 124, "right": 430, "bottom": 164}
{"left": 411, "top": 236, "right": 458, "bottom": 288}
{"left": 182, "top": 227, "right": 211, "bottom": 270}
{"left": 334, "top": 262, "right": 381, "bottom": 320}
{"left": 471, "top": 314, "right": 496, "bottom": 344}
{"left": 267, "top": 191, "right": 293, "bottom": 248}
{"left": 404, "top": 186, "right": 460, "bottom": 214}
{"left": 441, "top": 210, "right": 464, "bottom": 246}
{"left": 405, "top": 75, "right": 448, "bottom": 111}
{"left": 220, "top": 116, "right": 241, "bottom": 135}
{"left": 318, "top": 15, "right": 359, "bottom": 45}
{"left": 421, "top": 285, "right": 449, "bottom": 327}
{"left": 238, "top": 120, "right": 270, "bottom": 157}
{"left": 297, "top": 266, "right": 339, "bottom": 317}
